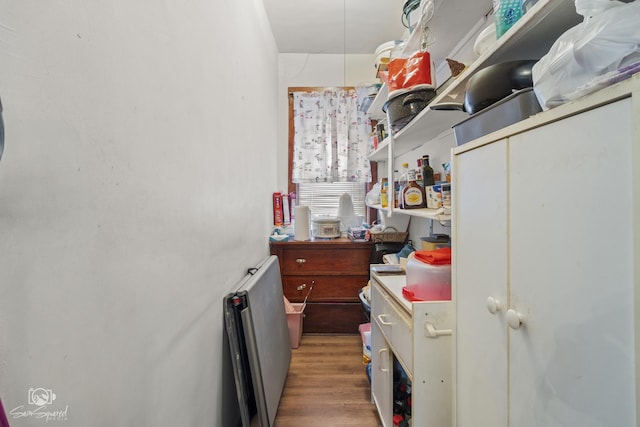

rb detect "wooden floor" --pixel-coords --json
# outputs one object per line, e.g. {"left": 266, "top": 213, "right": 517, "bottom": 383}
{"left": 274, "top": 334, "right": 380, "bottom": 427}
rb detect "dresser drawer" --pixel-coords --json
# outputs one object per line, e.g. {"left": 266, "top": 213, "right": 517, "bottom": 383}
{"left": 303, "top": 303, "right": 365, "bottom": 334}
{"left": 371, "top": 281, "right": 413, "bottom": 372}
{"left": 279, "top": 247, "right": 371, "bottom": 275}
{"left": 282, "top": 275, "right": 369, "bottom": 303}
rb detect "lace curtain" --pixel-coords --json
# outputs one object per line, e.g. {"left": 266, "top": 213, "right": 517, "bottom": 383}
{"left": 292, "top": 89, "right": 372, "bottom": 183}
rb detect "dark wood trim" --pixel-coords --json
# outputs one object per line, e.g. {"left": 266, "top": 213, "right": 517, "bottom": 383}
{"left": 288, "top": 91, "right": 296, "bottom": 194}
{"left": 368, "top": 161, "right": 378, "bottom": 224}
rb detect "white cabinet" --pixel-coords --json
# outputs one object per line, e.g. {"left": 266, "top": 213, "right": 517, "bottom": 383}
{"left": 371, "top": 315, "right": 393, "bottom": 424}
{"left": 454, "top": 139, "right": 509, "bottom": 426}
{"left": 370, "top": 272, "right": 453, "bottom": 427}
{"left": 453, "top": 81, "right": 638, "bottom": 426}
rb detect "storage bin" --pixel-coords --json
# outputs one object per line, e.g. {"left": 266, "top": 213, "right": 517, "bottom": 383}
{"left": 420, "top": 234, "right": 450, "bottom": 250}
{"left": 286, "top": 303, "right": 306, "bottom": 349}
{"left": 359, "top": 288, "right": 371, "bottom": 322}
{"left": 359, "top": 323, "right": 372, "bottom": 364}
{"left": 369, "top": 226, "right": 408, "bottom": 243}
{"left": 403, "top": 256, "right": 452, "bottom": 301}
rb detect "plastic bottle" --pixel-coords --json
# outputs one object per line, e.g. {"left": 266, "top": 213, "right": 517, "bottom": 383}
{"left": 380, "top": 178, "right": 389, "bottom": 208}
{"left": 402, "top": 169, "right": 426, "bottom": 209}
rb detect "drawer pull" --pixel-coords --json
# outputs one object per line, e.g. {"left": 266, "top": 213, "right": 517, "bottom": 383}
{"left": 378, "top": 348, "right": 390, "bottom": 372}
{"left": 295, "top": 258, "right": 306, "bottom": 264}
{"left": 425, "top": 322, "right": 452, "bottom": 338}
{"left": 377, "top": 314, "right": 392, "bottom": 326}
{"left": 296, "top": 284, "right": 307, "bottom": 291}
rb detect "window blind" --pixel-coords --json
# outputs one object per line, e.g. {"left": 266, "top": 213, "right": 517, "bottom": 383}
{"left": 297, "top": 182, "right": 366, "bottom": 218}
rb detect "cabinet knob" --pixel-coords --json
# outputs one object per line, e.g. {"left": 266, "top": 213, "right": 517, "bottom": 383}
{"left": 486, "top": 297, "right": 502, "bottom": 315}
{"left": 506, "top": 309, "right": 525, "bottom": 330}
{"left": 296, "top": 283, "right": 307, "bottom": 291}
{"left": 295, "top": 258, "right": 306, "bottom": 264}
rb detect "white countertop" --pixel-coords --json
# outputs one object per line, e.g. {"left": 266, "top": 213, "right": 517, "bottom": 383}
{"left": 371, "top": 270, "right": 456, "bottom": 316}
{"left": 371, "top": 272, "right": 412, "bottom": 314}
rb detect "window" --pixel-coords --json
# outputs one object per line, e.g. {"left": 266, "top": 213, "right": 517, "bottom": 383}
{"left": 288, "top": 87, "right": 377, "bottom": 221}
{"left": 297, "top": 182, "right": 366, "bottom": 218}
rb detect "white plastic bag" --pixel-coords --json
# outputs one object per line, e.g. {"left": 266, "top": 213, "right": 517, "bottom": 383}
{"left": 532, "top": 0, "right": 640, "bottom": 109}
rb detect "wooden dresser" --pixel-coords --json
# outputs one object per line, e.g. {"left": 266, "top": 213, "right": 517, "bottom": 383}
{"left": 269, "top": 238, "right": 373, "bottom": 334}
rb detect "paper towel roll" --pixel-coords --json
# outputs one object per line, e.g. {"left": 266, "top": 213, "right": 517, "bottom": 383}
{"left": 294, "top": 206, "right": 310, "bottom": 241}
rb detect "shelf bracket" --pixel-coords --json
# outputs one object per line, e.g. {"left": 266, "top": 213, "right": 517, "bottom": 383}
{"left": 386, "top": 111, "right": 395, "bottom": 218}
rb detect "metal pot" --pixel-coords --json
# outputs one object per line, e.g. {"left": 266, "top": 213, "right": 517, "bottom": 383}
{"left": 383, "top": 86, "right": 437, "bottom": 132}
{"left": 430, "top": 59, "right": 538, "bottom": 114}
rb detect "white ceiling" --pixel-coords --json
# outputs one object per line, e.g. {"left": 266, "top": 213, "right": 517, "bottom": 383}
{"left": 262, "top": 0, "right": 494, "bottom": 67}
{"left": 262, "top": 0, "right": 409, "bottom": 55}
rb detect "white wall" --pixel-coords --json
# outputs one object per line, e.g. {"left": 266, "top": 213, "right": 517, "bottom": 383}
{"left": 0, "top": 1, "right": 278, "bottom": 425}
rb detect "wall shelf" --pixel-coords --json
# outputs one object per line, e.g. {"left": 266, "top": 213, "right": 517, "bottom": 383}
{"left": 367, "top": 204, "right": 450, "bottom": 222}
{"left": 367, "top": 0, "right": 582, "bottom": 163}
{"left": 367, "top": 84, "right": 388, "bottom": 121}
{"left": 369, "top": 138, "right": 390, "bottom": 162}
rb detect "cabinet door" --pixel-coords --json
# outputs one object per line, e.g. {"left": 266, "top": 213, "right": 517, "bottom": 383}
{"left": 508, "top": 99, "right": 635, "bottom": 426}
{"left": 371, "top": 319, "right": 393, "bottom": 427}
{"left": 454, "top": 139, "right": 509, "bottom": 427}
{"left": 412, "top": 301, "right": 454, "bottom": 427}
